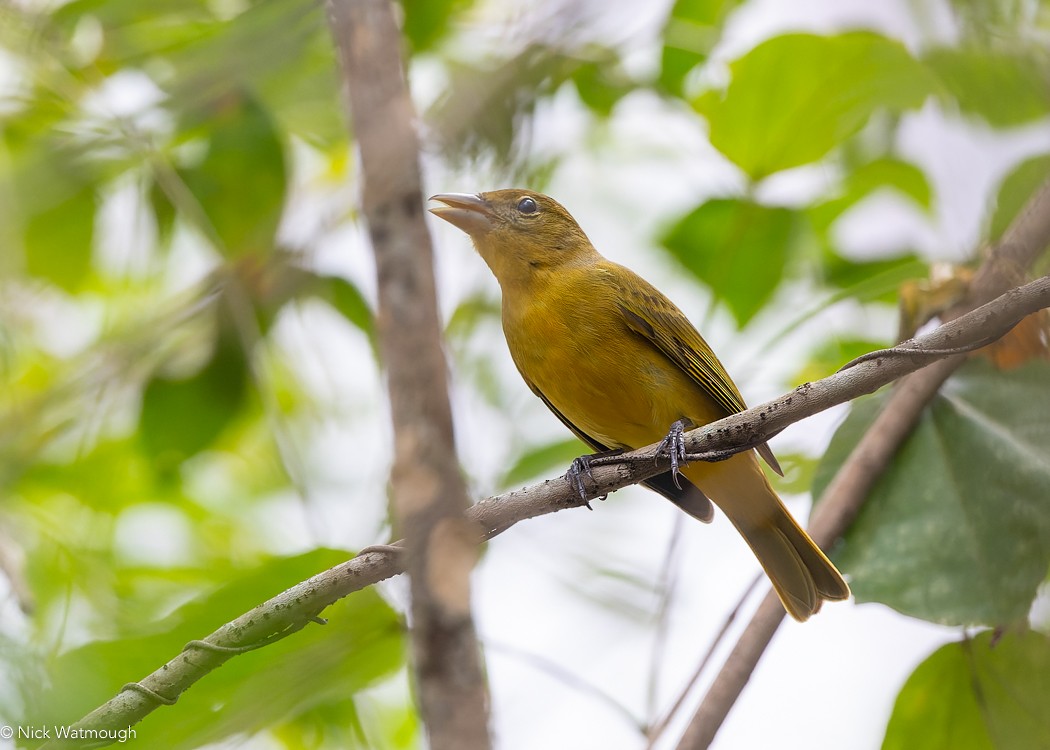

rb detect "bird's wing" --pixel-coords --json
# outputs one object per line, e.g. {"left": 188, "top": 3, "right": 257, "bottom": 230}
{"left": 524, "top": 378, "right": 714, "bottom": 522}
{"left": 616, "top": 280, "right": 783, "bottom": 476}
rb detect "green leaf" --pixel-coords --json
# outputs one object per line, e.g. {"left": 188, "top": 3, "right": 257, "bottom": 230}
{"left": 401, "top": 0, "right": 475, "bottom": 53}
{"left": 815, "top": 359, "right": 1050, "bottom": 626}
{"left": 24, "top": 185, "right": 95, "bottom": 291}
{"left": 792, "top": 337, "right": 888, "bottom": 386}
{"left": 769, "top": 452, "right": 818, "bottom": 496}
{"left": 139, "top": 315, "right": 248, "bottom": 469}
{"left": 315, "top": 276, "right": 378, "bottom": 356}
{"left": 501, "top": 437, "right": 588, "bottom": 489}
{"left": 661, "top": 199, "right": 810, "bottom": 326}
{"left": 659, "top": 0, "right": 744, "bottom": 94}
{"left": 445, "top": 292, "right": 501, "bottom": 341}
{"left": 924, "top": 47, "right": 1050, "bottom": 127}
{"left": 810, "top": 158, "right": 933, "bottom": 233}
{"left": 571, "top": 53, "right": 635, "bottom": 117}
{"left": 819, "top": 251, "right": 928, "bottom": 304}
{"left": 698, "top": 33, "right": 936, "bottom": 179}
{"left": 883, "top": 631, "right": 1050, "bottom": 750}
{"left": 32, "top": 550, "right": 404, "bottom": 749}
{"left": 988, "top": 154, "right": 1050, "bottom": 242}
{"left": 180, "top": 93, "right": 287, "bottom": 257}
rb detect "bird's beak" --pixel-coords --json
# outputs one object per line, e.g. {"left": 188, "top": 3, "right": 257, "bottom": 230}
{"left": 429, "top": 193, "right": 495, "bottom": 236}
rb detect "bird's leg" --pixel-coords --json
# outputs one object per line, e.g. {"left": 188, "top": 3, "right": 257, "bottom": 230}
{"left": 655, "top": 418, "right": 694, "bottom": 489}
{"left": 566, "top": 448, "right": 625, "bottom": 505}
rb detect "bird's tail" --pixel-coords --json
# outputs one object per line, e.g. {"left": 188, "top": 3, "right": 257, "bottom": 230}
{"left": 685, "top": 453, "right": 850, "bottom": 622}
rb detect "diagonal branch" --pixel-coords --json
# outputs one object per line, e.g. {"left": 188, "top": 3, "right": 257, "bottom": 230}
{"left": 42, "top": 269, "right": 1050, "bottom": 748}
{"left": 673, "top": 175, "right": 1050, "bottom": 750}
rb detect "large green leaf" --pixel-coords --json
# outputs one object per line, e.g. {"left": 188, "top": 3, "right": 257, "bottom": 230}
{"left": 924, "top": 47, "right": 1050, "bottom": 127}
{"left": 883, "top": 631, "right": 1050, "bottom": 750}
{"left": 661, "top": 198, "right": 811, "bottom": 326}
{"left": 697, "top": 33, "right": 937, "bottom": 179}
{"left": 30, "top": 549, "right": 404, "bottom": 749}
{"left": 815, "top": 360, "right": 1050, "bottom": 626}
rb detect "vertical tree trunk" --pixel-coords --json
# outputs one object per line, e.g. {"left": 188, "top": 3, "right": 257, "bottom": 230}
{"left": 326, "top": 2, "right": 492, "bottom": 748}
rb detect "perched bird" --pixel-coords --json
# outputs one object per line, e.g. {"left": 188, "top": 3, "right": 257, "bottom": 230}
{"left": 429, "top": 189, "right": 849, "bottom": 621}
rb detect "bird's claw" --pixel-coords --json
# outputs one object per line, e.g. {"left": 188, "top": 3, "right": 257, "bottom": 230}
{"left": 566, "top": 449, "right": 624, "bottom": 504}
{"left": 655, "top": 418, "right": 692, "bottom": 489}
{"left": 567, "top": 454, "right": 596, "bottom": 501}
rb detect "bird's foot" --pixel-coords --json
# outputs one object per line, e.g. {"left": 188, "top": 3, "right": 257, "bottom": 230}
{"left": 655, "top": 418, "right": 693, "bottom": 489}
{"left": 566, "top": 448, "right": 624, "bottom": 505}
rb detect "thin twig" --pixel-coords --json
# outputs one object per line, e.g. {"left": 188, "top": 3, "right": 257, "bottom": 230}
{"left": 485, "top": 638, "right": 645, "bottom": 733}
{"left": 645, "top": 574, "right": 762, "bottom": 749}
{"left": 645, "top": 515, "right": 685, "bottom": 724}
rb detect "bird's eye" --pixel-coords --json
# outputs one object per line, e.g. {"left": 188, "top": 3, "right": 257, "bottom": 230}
{"left": 516, "top": 196, "right": 538, "bottom": 215}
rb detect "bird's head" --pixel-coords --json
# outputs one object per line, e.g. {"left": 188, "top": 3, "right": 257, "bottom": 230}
{"left": 429, "top": 189, "right": 597, "bottom": 287}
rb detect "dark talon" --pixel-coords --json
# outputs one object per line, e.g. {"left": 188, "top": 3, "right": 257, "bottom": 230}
{"left": 566, "top": 448, "right": 625, "bottom": 501}
{"left": 655, "top": 418, "right": 693, "bottom": 489}
{"left": 567, "top": 455, "right": 593, "bottom": 499}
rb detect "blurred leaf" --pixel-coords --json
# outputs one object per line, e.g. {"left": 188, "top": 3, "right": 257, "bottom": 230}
{"left": 149, "top": 176, "right": 177, "bottom": 247}
{"left": 501, "top": 437, "right": 587, "bottom": 489}
{"left": 24, "top": 185, "right": 96, "bottom": 291}
{"left": 19, "top": 438, "right": 174, "bottom": 514}
{"left": 810, "top": 158, "right": 932, "bottom": 233}
{"left": 33, "top": 549, "right": 404, "bottom": 750}
{"left": 792, "top": 337, "right": 888, "bottom": 386}
{"left": 401, "top": 0, "right": 474, "bottom": 53}
{"left": 815, "top": 359, "right": 1050, "bottom": 626}
{"left": 428, "top": 45, "right": 580, "bottom": 162}
{"left": 139, "top": 314, "right": 248, "bottom": 469}
{"left": 445, "top": 292, "right": 501, "bottom": 341}
{"left": 59, "top": 0, "right": 345, "bottom": 146}
{"left": 662, "top": 199, "right": 811, "bottom": 326}
{"left": 988, "top": 153, "right": 1050, "bottom": 242}
{"left": 698, "top": 33, "right": 936, "bottom": 179}
{"left": 180, "top": 92, "right": 287, "bottom": 257}
{"left": 571, "top": 52, "right": 635, "bottom": 116}
{"left": 820, "top": 251, "right": 928, "bottom": 304}
{"left": 924, "top": 47, "right": 1050, "bottom": 127}
{"left": 769, "top": 452, "right": 819, "bottom": 495}
{"left": 883, "top": 631, "right": 1050, "bottom": 750}
{"left": 314, "top": 276, "right": 378, "bottom": 356}
{"left": 659, "top": 0, "right": 744, "bottom": 94}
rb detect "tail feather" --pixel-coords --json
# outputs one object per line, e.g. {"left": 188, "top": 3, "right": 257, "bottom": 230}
{"left": 684, "top": 452, "right": 849, "bottom": 622}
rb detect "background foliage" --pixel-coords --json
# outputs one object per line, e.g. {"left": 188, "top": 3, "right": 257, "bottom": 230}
{"left": 1, "top": 0, "right": 1049, "bottom": 748}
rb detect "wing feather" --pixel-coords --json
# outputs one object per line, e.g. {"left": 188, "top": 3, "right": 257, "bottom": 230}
{"left": 615, "top": 276, "right": 783, "bottom": 476}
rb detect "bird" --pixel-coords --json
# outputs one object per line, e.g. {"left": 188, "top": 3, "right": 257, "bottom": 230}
{"left": 429, "top": 189, "right": 849, "bottom": 621}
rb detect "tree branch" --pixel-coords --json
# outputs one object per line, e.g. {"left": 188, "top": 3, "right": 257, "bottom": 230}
{"left": 673, "top": 175, "right": 1050, "bottom": 750}
{"left": 43, "top": 270, "right": 1050, "bottom": 748}
{"left": 325, "top": 1, "right": 491, "bottom": 749}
